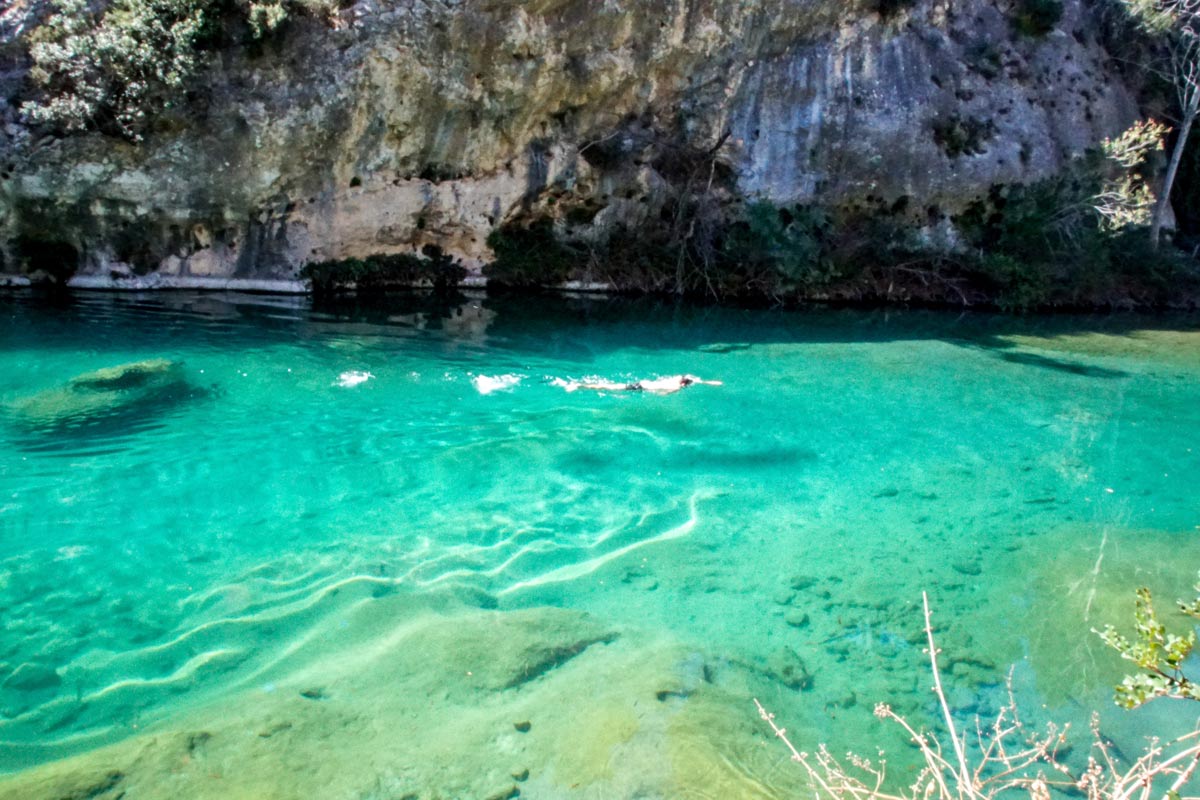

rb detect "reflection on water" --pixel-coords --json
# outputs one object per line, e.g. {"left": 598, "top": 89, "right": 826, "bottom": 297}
{"left": 0, "top": 291, "right": 1198, "bottom": 797}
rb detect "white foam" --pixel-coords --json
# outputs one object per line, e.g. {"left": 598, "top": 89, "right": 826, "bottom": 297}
{"left": 335, "top": 370, "right": 374, "bottom": 388}
{"left": 472, "top": 374, "right": 523, "bottom": 395}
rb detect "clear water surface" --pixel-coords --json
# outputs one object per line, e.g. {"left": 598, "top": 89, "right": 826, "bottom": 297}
{"left": 1, "top": 291, "right": 1198, "bottom": 799}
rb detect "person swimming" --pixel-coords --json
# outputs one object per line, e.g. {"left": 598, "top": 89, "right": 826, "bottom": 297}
{"left": 555, "top": 374, "right": 722, "bottom": 396}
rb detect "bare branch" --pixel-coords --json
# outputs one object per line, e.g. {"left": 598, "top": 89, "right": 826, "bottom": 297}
{"left": 754, "top": 595, "right": 1200, "bottom": 800}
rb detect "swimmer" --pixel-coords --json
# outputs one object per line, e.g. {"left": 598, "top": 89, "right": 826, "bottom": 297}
{"left": 555, "top": 374, "right": 722, "bottom": 396}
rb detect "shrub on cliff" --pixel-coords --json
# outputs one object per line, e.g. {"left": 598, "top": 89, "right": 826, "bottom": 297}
{"left": 722, "top": 202, "right": 837, "bottom": 290}
{"left": 23, "top": 0, "right": 338, "bottom": 140}
{"left": 485, "top": 219, "right": 581, "bottom": 287}
{"left": 25, "top": 0, "right": 207, "bottom": 139}
{"left": 302, "top": 247, "right": 466, "bottom": 297}
{"left": 1012, "top": 0, "right": 1064, "bottom": 36}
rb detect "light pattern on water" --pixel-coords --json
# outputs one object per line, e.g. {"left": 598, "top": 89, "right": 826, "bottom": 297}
{"left": 0, "top": 292, "right": 1199, "bottom": 798}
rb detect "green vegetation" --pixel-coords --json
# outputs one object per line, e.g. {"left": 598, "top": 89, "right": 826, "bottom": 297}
{"left": 485, "top": 218, "right": 582, "bottom": 287}
{"left": 721, "top": 202, "right": 836, "bottom": 289}
{"left": 23, "top": 0, "right": 337, "bottom": 139}
{"left": 487, "top": 124, "right": 1198, "bottom": 310}
{"left": 301, "top": 246, "right": 465, "bottom": 297}
{"left": 1011, "top": 0, "right": 1064, "bottom": 36}
{"left": 950, "top": 119, "right": 1195, "bottom": 310}
{"left": 1116, "top": 0, "right": 1200, "bottom": 250}
{"left": 964, "top": 40, "right": 1004, "bottom": 80}
{"left": 932, "top": 114, "right": 996, "bottom": 159}
{"left": 483, "top": 108, "right": 1197, "bottom": 311}
{"left": 715, "top": 118, "right": 1192, "bottom": 311}
{"left": 1097, "top": 577, "right": 1200, "bottom": 708}
{"left": 26, "top": 0, "right": 207, "bottom": 139}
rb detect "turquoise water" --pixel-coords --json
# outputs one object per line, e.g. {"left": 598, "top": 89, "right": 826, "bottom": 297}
{"left": 1, "top": 291, "right": 1199, "bottom": 798}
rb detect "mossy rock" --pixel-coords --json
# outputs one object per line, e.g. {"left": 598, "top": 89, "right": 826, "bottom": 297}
{"left": 10, "top": 359, "right": 192, "bottom": 432}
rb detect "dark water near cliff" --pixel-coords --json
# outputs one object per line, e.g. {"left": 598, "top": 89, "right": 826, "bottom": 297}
{"left": 0, "top": 291, "right": 1198, "bottom": 798}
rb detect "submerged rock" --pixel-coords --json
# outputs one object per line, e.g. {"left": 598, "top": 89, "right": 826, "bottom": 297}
{"left": 784, "top": 609, "right": 811, "bottom": 629}
{"left": 764, "top": 646, "right": 813, "bottom": 691}
{"left": 67, "top": 360, "right": 182, "bottom": 392}
{"left": 9, "top": 359, "right": 194, "bottom": 435}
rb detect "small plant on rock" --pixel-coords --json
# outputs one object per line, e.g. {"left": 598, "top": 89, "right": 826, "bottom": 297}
{"left": 1095, "top": 575, "right": 1200, "bottom": 708}
{"left": 932, "top": 115, "right": 997, "bottom": 159}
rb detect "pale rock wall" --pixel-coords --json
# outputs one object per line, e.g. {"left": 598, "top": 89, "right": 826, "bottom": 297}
{"left": 0, "top": 0, "right": 1138, "bottom": 284}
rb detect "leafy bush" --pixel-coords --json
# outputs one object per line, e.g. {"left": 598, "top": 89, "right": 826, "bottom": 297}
{"left": 23, "top": 0, "right": 338, "bottom": 139}
{"left": 973, "top": 252, "right": 1053, "bottom": 311}
{"left": 485, "top": 218, "right": 581, "bottom": 286}
{"left": 722, "top": 202, "right": 837, "bottom": 289}
{"left": 954, "top": 180, "right": 1102, "bottom": 311}
{"left": 26, "top": 0, "right": 208, "bottom": 139}
{"left": 301, "top": 246, "right": 465, "bottom": 297}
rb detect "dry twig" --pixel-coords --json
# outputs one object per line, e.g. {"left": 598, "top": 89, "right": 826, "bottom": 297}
{"left": 755, "top": 592, "right": 1200, "bottom": 800}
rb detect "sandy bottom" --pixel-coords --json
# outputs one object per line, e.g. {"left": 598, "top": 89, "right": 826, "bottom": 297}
{"left": 0, "top": 595, "right": 818, "bottom": 800}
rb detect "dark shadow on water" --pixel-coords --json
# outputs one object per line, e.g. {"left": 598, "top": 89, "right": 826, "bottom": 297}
{"left": 667, "top": 443, "right": 820, "bottom": 470}
{"left": 3, "top": 287, "right": 1200, "bottom": 364}
{"left": 996, "top": 351, "right": 1131, "bottom": 379}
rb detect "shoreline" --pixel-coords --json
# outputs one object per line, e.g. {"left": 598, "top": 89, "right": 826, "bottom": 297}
{"left": 0, "top": 272, "right": 625, "bottom": 297}
{"left": 3, "top": 272, "right": 1200, "bottom": 314}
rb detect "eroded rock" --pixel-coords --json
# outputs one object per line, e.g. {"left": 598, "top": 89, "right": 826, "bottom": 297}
{"left": 0, "top": 1, "right": 1136, "bottom": 286}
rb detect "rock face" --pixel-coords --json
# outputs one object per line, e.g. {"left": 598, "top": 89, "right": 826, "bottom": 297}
{"left": 0, "top": 0, "right": 1137, "bottom": 285}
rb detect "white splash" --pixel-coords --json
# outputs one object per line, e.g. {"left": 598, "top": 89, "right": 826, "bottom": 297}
{"left": 335, "top": 370, "right": 374, "bottom": 388}
{"left": 472, "top": 374, "right": 523, "bottom": 395}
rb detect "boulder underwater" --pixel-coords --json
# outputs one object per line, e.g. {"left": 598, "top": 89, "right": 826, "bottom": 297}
{"left": 8, "top": 359, "right": 197, "bottom": 439}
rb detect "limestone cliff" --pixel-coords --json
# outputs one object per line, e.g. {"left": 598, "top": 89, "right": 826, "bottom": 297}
{"left": 0, "top": 0, "right": 1138, "bottom": 289}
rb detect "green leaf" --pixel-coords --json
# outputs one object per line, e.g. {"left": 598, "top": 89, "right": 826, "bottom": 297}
{"left": 1099, "top": 580, "right": 1200, "bottom": 708}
